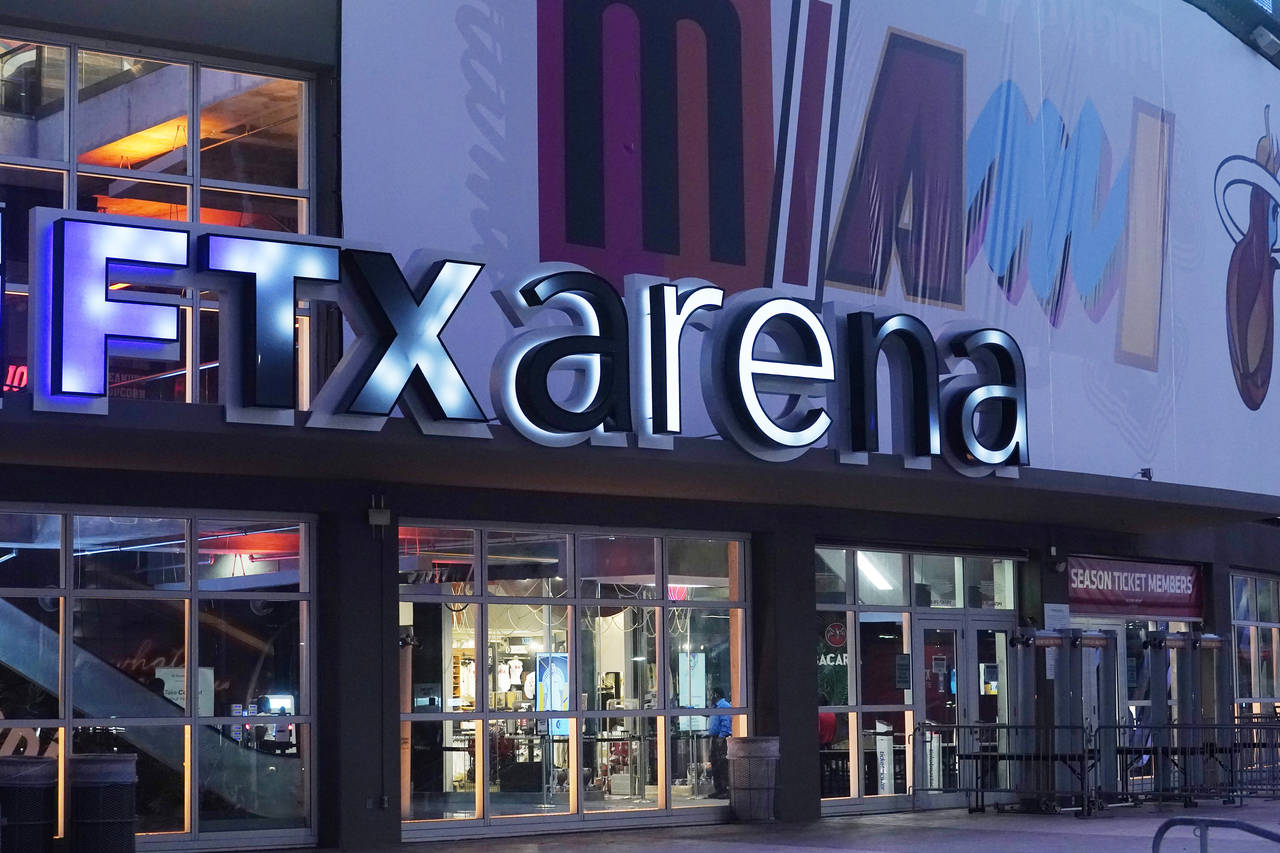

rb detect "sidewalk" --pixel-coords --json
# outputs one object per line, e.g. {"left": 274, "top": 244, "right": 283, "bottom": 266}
{"left": 268, "top": 801, "right": 1280, "bottom": 853}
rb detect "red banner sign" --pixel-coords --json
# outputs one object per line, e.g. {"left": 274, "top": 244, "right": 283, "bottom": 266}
{"left": 1067, "top": 557, "right": 1202, "bottom": 619}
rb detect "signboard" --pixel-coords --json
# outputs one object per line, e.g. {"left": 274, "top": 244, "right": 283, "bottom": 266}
{"left": 1044, "top": 603, "right": 1071, "bottom": 631}
{"left": 340, "top": 0, "right": 1280, "bottom": 498}
{"left": 25, "top": 211, "right": 1030, "bottom": 475}
{"left": 535, "top": 652, "right": 570, "bottom": 737}
{"left": 894, "top": 655, "right": 912, "bottom": 691}
{"left": 1067, "top": 557, "right": 1202, "bottom": 619}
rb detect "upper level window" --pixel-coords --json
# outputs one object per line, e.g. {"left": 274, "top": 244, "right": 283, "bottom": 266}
{"left": 0, "top": 36, "right": 310, "bottom": 287}
{"left": 0, "top": 35, "right": 313, "bottom": 405}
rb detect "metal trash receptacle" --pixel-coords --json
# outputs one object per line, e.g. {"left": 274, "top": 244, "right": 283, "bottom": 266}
{"left": 0, "top": 755, "right": 56, "bottom": 852}
{"left": 70, "top": 754, "right": 137, "bottom": 853}
{"left": 726, "top": 736, "right": 779, "bottom": 822}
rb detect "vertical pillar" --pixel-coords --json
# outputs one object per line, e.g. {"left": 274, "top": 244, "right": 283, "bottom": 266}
{"left": 314, "top": 505, "right": 401, "bottom": 848}
{"left": 750, "top": 528, "right": 819, "bottom": 821}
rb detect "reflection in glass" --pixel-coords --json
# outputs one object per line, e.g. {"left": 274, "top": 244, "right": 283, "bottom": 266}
{"left": 1259, "top": 579, "right": 1278, "bottom": 624}
{"left": 0, "top": 726, "right": 57, "bottom": 759}
{"left": 486, "top": 604, "right": 568, "bottom": 712}
{"left": 0, "top": 597, "right": 60, "bottom": 718}
{"left": 200, "top": 69, "right": 302, "bottom": 188}
{"left": 1261, "top": 628, "right": 1277, "bottom": 699}
{"left": 578, "top": 535, "right": 656, "bottom": 599}
{"left": 963, "top": 558, "right": 1015, "bottom": 609}
{"left": 856, "top": 551, "right": 907, "bottom": 606}
{"left": 74, "top": 516, "right": 187, "bottom": 590}
{"left": 398, "top": 526, "right": 475, "bottom": 595}
{"left": 911, "top": 555, "right": 960, "bottom": 607}
{"left": 0, "top": 165, "right": 63, "bottom": 284}
{"left": 199, "top": 188, "right": 300, "bottom": 232}
{"left": 669, "top": 714, "right": 739, "bottom": 807}
{"left": 199, "top": 722, "right": 307, "bottom": 831}
{"left": 581, "top": 716, "right": 658, "bottom": 811}
{"left": 858, "top": 613, "right": 910, "bottom": 705}
{"left": 816, "top": 612, "right": 849, "bottom": 707}
{"left": 77, "top": 51, "right": 188, "bottom": 174}
{"left": 400, "top": 602, "right": 476, "bottom": 713}
{"left": 860, "top": 710, "right": 907, "bottom": 796}
{"left": 73, "top": 726, "right": 185, "bottom": 833}
{"left": 1234, "top": 576, "right": 1254, "bottom": 622}
{"left": 667, "top": 608, "right": 741, "bottom": 708}
{"left": 0, "top": 40, "right": 66, "bottom": 160}
{"left": 580, "top": 606, "right": 657, "bottom": 711}
{"left": 1238, "top": 626, "right": 1254, "bottom": 700}
{"left": 667, "top": 539, "right": 740, "bottom": 601}
{"left": 814, "top": 547, "right": 850, "bottom": 605}
{"left": 487, "top": 719, "right": 571, "bottom": 816}
{"left": 199, "top": 599, "right": 301, "bottom": 718}
{"left": 487, "top": 532, "right": 567, "bottom": 598}
{"left": 72, "top": 597, "right": 186, "bottom": 717}
{"left": 402, "top": 719, "right": 477, "bottom": 820}
{"left": 198, "top": 521, "right": 302, "bottom": 592}
{"left": 0, "top": 512, "right": 60, "bottom": 588}
{"left": 76, "top": 173, "right": 187, "bottom": 220}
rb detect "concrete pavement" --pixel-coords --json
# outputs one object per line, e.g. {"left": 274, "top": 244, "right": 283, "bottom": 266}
{"left": 265, "top": 801, "right": 1280, "bottom": 852}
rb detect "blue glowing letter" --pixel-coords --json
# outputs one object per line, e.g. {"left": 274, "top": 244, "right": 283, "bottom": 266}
{"left": 203, "top": 236, "right": 339, "bottom": 409}
{"left": 50, "top": 219, "right": 187, "bottom": 398}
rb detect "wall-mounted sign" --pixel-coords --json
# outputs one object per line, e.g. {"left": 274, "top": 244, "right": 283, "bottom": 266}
{"left": 24, "top": 210, "right": 1030, "bottom": 476}
{"left": 1067, "top": 557, "right": 1202, "bottom": 619}
{"left": 1043, "top": 603, "right": 1071, "bottom": 630}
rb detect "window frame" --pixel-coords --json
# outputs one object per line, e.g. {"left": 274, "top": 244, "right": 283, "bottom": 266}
{"left": 0, "top": 500, "right": 316, "bottom": 847}
{"left": 397, "top": 520, "right": 750, "bottom": 834}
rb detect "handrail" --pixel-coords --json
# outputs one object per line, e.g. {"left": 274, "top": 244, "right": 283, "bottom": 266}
{"left": 1151, "top": 817, "right": 1280, "bottom": 852}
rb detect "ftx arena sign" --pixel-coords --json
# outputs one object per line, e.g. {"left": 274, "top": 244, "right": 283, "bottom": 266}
{"left": 27, "top": 211, "right": 1029, "bottom": 476}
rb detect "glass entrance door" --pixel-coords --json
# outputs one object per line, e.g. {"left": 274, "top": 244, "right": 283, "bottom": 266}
{"left": 916, "top": 622, "right": 962, "bottom": 799}
{"left": 913, "top": 618, "right": 1013, "bottom": 807}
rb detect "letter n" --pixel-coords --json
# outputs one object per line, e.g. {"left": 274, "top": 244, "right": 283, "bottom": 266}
{"left": 825, "top": 32, "right": 964, "bottom": 307}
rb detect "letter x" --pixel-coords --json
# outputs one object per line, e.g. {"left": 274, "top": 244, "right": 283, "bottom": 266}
{"left": 340, "top": 249, "right": 486, "bottom": 422}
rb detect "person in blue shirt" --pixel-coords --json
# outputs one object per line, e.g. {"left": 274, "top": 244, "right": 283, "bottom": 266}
{"left": 707, "top": 687, "right": 731, "bottom": 797}
{"left": 707, "top": 687, "right": 732, "bottom": 737}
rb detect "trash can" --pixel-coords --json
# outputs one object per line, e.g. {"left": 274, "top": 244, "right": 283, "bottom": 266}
{"left": 0, "top": 755, "right": 57, "bottom": 852}
{"left": 726, "top": 736, "right": 779, "bottom": 822}
{"left": 69, "top": 754, "right": 137, "bottom": 853}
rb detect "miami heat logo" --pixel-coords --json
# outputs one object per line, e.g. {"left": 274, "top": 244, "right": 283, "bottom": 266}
{"left": 1216, "top": 107, "right": 1280, "bottom": 409}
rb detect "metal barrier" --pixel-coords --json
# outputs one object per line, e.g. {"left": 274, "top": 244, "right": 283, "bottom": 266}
{"left": 1093, "top": 723, "right": 1241, "bottom": 806}
{"left": 913, "top": 723, "right": 1093, "bottom": 814}
{"left": 910, "top": 719, "right": 1280, "bottom": 816}
{"left": 1151, "top": 817, "right": 1280, "bottom": 853}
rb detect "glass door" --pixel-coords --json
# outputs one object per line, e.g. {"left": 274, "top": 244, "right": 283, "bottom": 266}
{"left": 913, "top": 618, "right": 965, "bottom": 805}
{"left": 912, "top": 617, "right": 1013, "bottom": 807}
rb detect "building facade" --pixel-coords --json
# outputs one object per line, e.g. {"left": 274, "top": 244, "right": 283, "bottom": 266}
{"left": 0, "top": 0, "right": 1278, "bottom": 849}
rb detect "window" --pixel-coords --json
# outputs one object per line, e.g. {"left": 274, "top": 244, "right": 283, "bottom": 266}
{"left": 1232, "top": 572, "right": 1280, "bottom": 714}
{"left": 0, "top": 506, "right": 313, "bottom": 844}
{"left": 0, "top": 34, "right": 314, "bottom": 404}
{"left": 398, "top": 525, "right": 747, "bottom": 830}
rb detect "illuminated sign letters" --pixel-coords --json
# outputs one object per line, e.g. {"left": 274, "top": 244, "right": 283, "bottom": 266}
{"left": 202, "top": 235, "right": 339, "bottom": 410}
{"left": 644, "top": 281, "right": 724, "bottom": 435}
{"left": 705, "top": 295, "right": 835, "bottom": 462}
{"left": 511, "top": 270, "right": 631, "bottom": 435}
{"left": 337, "top": 250, "right": 485, "bottom": 424}
{"left": 47, "top": 220, "right": 187, "bottom": 404}
{"left": 30, "top": 213, "right": 1029, "bottom": 476}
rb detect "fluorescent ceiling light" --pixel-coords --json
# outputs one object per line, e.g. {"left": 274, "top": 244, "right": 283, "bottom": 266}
{"left": 856, "top": 552, "right": 893, "bottom": 591}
